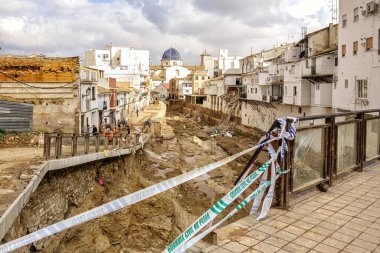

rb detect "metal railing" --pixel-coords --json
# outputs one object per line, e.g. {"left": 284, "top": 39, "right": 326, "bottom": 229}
{"left": 43, "top": 125, "right": 151, "bottom": 160}
{"left": 280, "top": 109, "right": 380, "bottom": 208}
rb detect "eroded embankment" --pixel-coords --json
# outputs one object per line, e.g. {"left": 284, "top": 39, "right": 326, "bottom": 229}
{"left": 3, "top": 113, "right": 266, "bottom": 253}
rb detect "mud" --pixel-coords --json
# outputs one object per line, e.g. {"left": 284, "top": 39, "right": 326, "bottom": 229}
{"left": 37, "top": 111, "right": 267, "bottom": 252}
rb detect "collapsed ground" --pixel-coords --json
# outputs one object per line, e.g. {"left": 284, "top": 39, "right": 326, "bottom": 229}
{"left": 15, "top": 109, "right": 268, "bottom": 252}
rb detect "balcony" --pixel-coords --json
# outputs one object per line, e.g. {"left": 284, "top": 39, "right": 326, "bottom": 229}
{"left": 98, "top": 101, "right": 108, "bottom": 111}
{"left": 85, "top": 99, "right": 98, "bottom": 111}
{"left": 240, "top": 93, "right": 247, "bottom": 99}
{"left": 266, "top": 76, "right": 284, "bottom": 85}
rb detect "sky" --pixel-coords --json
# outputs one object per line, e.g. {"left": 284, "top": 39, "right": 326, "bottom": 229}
{"left": 0, "top": 0, "right": 333, "bottom": 65}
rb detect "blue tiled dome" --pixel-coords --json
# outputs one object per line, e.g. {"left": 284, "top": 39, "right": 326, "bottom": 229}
{"left": 162, "top": 47, "right": 182, "bottom": 61}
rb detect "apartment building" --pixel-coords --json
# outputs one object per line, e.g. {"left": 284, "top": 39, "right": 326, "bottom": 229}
{"left": 335, "top": 0, "right": 380, "bottom": 111}
{"left": 85, "top": 45, "right": 149, "bottom": 90}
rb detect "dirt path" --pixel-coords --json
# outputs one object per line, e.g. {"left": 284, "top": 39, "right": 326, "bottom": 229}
{"left": 0, "top": 147, "right": 43, "bottom": 216}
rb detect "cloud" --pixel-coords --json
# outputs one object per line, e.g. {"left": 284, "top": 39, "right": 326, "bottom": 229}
{"left": 0, "top": 0, "right": 331, "bottom": 64}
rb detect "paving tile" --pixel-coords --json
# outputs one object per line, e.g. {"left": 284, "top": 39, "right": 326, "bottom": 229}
{"left": 255, "top": 224, "right": 278, "bottom": 235}
{"left": 189, "top": 246, "right": 202, "bottom": 253}
{"left": 275, "top": 216, "right": 296, "bottom": 225}
{"left": 338, "top": 208, "right": 360, "bottom": 217}
{"left": 365, "top": 227, "right": 380, "bottom": 237}
{"left": 337, "top": 226, "right": 362, "bottom": 237}
{"left": 302, "top": 231, "right": 326, "bottom": 243}
{"left": 231, "top": 236, "right": 260, "bottom": 247}
{"left": 266, "top": 220, "right": 288, "bottom": 230}
{"left": 252, "top": 242, "right": 280, "bottom": 253}
{"left": 208, "top": 247, "right": 231, "bottom": 253}
{"left": 217, "top": 239, "right": 231, "bottom": 246}
{"left": 330, "top": 231, "right": 355, "bottom": 243}
{"left": 292, "top": 220, "right": 315, "bottom": 230}
{"left": 344, "top": 205, "right": 364, "bottom": 213}
{"left": 310, "top": 226, "right": 334, "bottom": 236}
{"left": 343, "top": 244, "right": 372, "bottom": 253}
{"left": 350, "top": 217, "right": 373, "bottom": 227}
{"left": 246, "top": 230, "right": 270, "bottom": 241}
{"left": 263, "top": 236, "right": 288, "bottom": 248}
{"left": 274, "top": 230, "right": 298, "bottom": 242}
{"left": 317, "top": 221, "right": 341, "bottom": 231}
{"left": 322, "top": 204, "right": 341, "bottom": 212}
{"left": 292, "top": 208, "right": 312, "bottom": 216}
{"left": 283, "top": 211, "right": 305, "bottom": 220}
{"left": 282, "top": 243, "right": 309, "bottom": 253}
{"left": 282, "top": 225, "right": 305, "bottom": 236}
{"left": 292, "top": 236, "right": 318, "bottom": 248}
{"left": 201, "top": 244, "right": 219, "bottom": 253}
{"left": 343, "top": 221, "right": 367, "bottom": 232}
{"left": 314, "top": 208, "right": 335, "bottom": 217}
{"left": 313, "top": 243, "right": 340, "bottom": 253}
{"left": 222, "top": 242, "right": 249, "bottom": 253}
{"left": 243, "top": 249, "right": 262, "bottom": 253}
{"left": 322, "top": 237, "right": 347, "bottom": 250}
{"left": 330, "top": 213, "right": 352, "bottom": 222}
{"left": 358, "top": 232, "right": 380, "bottom": 245}
{"left": 300, "top": 216, "right": 322, "bottom": 225}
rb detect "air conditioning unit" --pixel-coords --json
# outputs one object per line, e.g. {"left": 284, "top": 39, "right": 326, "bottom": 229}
{"left": 366, "top": 1, "right": 378, "bottom": 14}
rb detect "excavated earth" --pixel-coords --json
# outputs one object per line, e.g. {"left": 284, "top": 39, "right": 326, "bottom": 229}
{"left": 38, "top": 112, "right": 267, "bottom": 253}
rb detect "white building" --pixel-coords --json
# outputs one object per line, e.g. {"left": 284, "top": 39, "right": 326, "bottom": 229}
{"left": 334, "top": 0, "right": 380, "bottom": 111}
{"left": 85, "top": 45, "right": 149, "bottom": 90}
{"left": 203, "top": 75, "right": 225, "bottom": 111}
{"left": 200, "top": 49, "right": 242, "bottom": 78}
{"left": 80, "top": 67, "right": 108, "bottom": 133}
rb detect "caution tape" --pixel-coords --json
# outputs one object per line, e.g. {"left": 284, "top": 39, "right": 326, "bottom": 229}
{"left": 164, "top": 117, "right": 298, "bottom": 253}
{"left": 0, "top": 136, "right": 280, "bottom": 253}
{"left": 163, "top": 159, "right": 273, "bottom": 253}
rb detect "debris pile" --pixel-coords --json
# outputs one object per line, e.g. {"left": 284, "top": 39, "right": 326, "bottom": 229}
{"left": 0, "top": 132, "right": 42, "bottom": 148}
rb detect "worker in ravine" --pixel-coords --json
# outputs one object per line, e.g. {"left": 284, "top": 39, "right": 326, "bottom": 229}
{"left": 92, "top": 125, "right": 98, "bottom": 135}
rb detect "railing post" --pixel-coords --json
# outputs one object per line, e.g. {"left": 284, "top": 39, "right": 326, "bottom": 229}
{"left": 55, "top": 134, "right": 60, "bottom": 159}
{"left": 85, "top": 134, "right": 89, "bottom": 154}
{"left": 325, "top": 117, "right": 335, "bottom": 186}
{"left": 44, "top": 134, "right": 50, "bottom": 160}
{"left": 356, "top": 113, "right": 365, "bottom": 172}
{"left": 72, "top": 134, "right": 77, "bottom": 156}
{"left": 95, "top": 135, "right": 99, "bottom": 152}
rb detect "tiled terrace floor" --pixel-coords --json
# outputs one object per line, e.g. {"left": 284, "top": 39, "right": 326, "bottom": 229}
{"left": 192, "top": 162, "right": 380, "bottom": 253}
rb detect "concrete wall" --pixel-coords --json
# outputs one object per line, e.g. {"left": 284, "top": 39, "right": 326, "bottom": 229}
{"left": 241, "top": 101, "right": 332, "bottom": 131}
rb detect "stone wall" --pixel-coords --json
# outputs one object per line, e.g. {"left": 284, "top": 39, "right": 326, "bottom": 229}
{"left": 0, "top": 56, "right": 80, "bottom": 133}
{"left": 2, "top": 155, "right": 133, "bottom": 252}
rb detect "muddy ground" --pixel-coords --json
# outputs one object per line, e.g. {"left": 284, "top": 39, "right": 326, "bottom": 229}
{"left": 41, "top": 111, "right": 268, "bottom": 253}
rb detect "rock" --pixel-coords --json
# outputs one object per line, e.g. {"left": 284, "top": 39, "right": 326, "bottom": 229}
{"left": 19, "top": 174, "right": 34, "bottom": 180}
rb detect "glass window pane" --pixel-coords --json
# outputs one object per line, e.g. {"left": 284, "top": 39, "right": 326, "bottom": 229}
{"left": 366, "top": 119, "right": 380, "bottom": 160}
{"left": 293, "top": 128, "right": 324, "bottom": 191}
{"left": 337, "top": 123, "right": 357, "bottom": 173}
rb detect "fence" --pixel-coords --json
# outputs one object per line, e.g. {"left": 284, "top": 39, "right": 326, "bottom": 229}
{"left": 43, "top": 125, "right": 151, "bottom": 160}
{"left": 280, "top": 109, "right": 380, "bottom": 208}
{"left": 0, "top": 100, "right": 33, "bottom": 132}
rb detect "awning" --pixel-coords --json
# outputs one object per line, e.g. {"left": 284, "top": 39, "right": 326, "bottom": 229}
{"left": 303, "top": 75, "right": 333, "bottom": 84}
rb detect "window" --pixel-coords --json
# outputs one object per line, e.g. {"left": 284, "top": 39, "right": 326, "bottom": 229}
{"left": 293, "top": 86, "right": 297, "bottom": 96}
{"left": 335, "top": 58, "right": 338, "bottom": 66}
{"left": 357, "top": 80, "right": 368, "bottom": 98}
{"left": 345, "top": 79, "right": 349, "bottom": 89}
{"left": 102, "top": 54, "right": 108, "bottom": 59}
{"left": 251, "top": 88, "right": 254, "bottom": 93}
{"left": 285, "top": 86, "right": 288, "bottom": 95}
{"left": 306, "top": 60, "right": 309, "bottom": 68}
{"left": 195, "top": 76, "right": 199, "bottom": 80}
{"left": 316, "top": 84, "right": 320, "bottom": 91}
{"left": 202, "top": 76, "right": 205, "bottom": 80}
{"left": 342, "top": 14, "right": 347, "bottom": 28}
{"left": 92, "top": 87, "right": 96, "bottom": 100}
{"left": 366, "top": 37, "right": 373, "bottom": 51}
{"left": 353, "top": 41, "right": 358, "bottom": 55}
{"left": 290, "top": 65, "right": 295, "bottom": 74}
{"left": 254, "top": 88, "right": 257, "bottom": 94}
{"left": 354, "top": 7, "right": 359, "bottom": 22}
{"left": 175, "top": 70, "right": 179, "bottom": 76}
{"left": 342, "top": 44, "right": 347, "bottom": 57}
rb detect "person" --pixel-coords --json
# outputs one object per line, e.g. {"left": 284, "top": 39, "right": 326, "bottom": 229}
{"left": 136, "top": 108, "right": 139, "bottom": 117}
{"left": 92, "top": 125, "right": 98, "bottom": 135}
